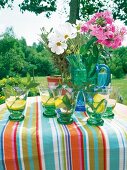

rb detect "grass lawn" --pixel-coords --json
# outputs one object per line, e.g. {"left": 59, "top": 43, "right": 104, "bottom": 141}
{"left": 31, "top": 77, "right": 127, "bottom": 105}
{"left": 112, "top": 78, "right": 127, "bottom": 105}
{"left": 34, "top": 76, "right": 48, "bottom": 87}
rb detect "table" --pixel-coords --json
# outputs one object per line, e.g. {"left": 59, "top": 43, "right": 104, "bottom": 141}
{"left": 0, "top": 96, "right": 127, "bottom": 170}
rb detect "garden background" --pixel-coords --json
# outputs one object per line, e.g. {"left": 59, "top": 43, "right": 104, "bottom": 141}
{"left": 0, "top": 0, "right": 127, "bottom": 104}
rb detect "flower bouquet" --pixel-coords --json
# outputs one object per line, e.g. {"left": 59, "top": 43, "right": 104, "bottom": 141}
{"left": 40, "top": 10, "right": 127, "bottom": 125}
{"left": 41, "top": 10, "right": 126, "bottom": 83}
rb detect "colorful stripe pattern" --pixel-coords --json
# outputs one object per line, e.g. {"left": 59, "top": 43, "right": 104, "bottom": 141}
{"left": 0, "top": 97, "right": 127, "bottom": 170}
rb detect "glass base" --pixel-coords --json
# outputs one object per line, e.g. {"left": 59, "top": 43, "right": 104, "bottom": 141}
{"left": 87, "top": 114, "right": 104, "bottom": 126}
{"left": 43, "top": 111, "right": 56, "bottom": 118}
{"left": 9, "top": 114, "right": 25, "bottom": 122}
{"left": 57, "top": 117, "right": 73, "bottom": 125}
{"left": 43, "top": 105, "right": 56, "bottom": 118}
{"left": 102, "top": 108, "right": 114, "bottom": 119}
{"left": 102, "top": 112, "right": 114, "bottom": 119}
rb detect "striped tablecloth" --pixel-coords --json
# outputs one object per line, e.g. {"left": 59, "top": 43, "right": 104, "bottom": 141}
{"left": 0, "top": 96, "right": 127, "bottom": 170}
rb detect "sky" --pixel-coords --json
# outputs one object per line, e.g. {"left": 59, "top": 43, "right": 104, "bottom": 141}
{"left": 0, "top": 0, "right": 127, "bottom": 46}
{"left": 0, "top": 0, "right": 68, "bottom": 45}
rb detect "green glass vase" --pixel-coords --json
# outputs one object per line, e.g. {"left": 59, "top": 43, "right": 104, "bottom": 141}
{"left": 71, "top": 68, "right": 87, "bottom": 86}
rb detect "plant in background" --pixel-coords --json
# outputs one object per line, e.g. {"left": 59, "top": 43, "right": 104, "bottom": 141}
{"left": 0, "top": 74, "right": 39, "bottom": 101}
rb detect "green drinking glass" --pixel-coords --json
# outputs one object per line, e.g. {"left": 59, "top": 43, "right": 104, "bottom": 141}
{"left": 86, "top": 93, "right": 107, "bottom": 126}
{"left": 102, "top": 87, "right": 117, "bottom": 119}
{"left": 3, "top": 86, "right": 27, "bottom": 122}
{"left": 55, "top": 90, "right": 75, "bottom": 125}
{"left": 39, "top": 87, "right": 56, "bottom": 118}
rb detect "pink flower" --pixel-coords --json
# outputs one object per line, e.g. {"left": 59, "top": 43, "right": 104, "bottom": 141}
{"left": 120, "top": 26, "right": 127, "bottom": 36}
{"left": 87, "top": 17, "right": 96, "bottom": 25}
{"left": 87, "top": 10, "right": 114, "bottom": 26}
{"left": 90, "top": 26, "right": 106, "bottom": 40}
{"left": 98, "top": 32, "right": 123, "bottom": 48}
{"left": 81, "top": 24, "right": 89, "bottom": 33}
{"left": 107, "top": 24, "right": 115, "bottom": 32}
{"left": 97, "top": 38, "right": 113, "bottom": 47}
{"left": 111, "top": 37, "right": 122, "bottom": 48}
{"left": 81, "top": 10, "right": 127, "bottom": 49}
{"left": 102, "top": 10, "right": 114, "bottom": 24}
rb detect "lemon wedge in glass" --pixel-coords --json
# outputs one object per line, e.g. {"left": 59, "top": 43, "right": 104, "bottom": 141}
{"left": 93, "top": 94, "right": 106, "bottom": 113}
{"left": 6, "top": 98, "right": 26, "bottom": 111}
{"left": 41, "top": 95, "right": 55, "bottom": 105}
{"left": 55, "top": 96, "right": 66, "bottom": 108}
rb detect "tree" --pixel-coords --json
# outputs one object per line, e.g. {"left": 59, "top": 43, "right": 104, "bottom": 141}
{"left": 0, "top": 0, "right": 57, "bottom": 17}
{"left": 0, "top": 28, "right": 26, "bottom": 77}
{"left": 1, "top": 0, "right": 127, "bottom": 24}
{"left": 0, "top": 0, "right": 14, "bottom": 8}
{"left": 108, "top": 47, "right": 127, "bottom": 78}
{"left": 69, "top": 0, "right": 80, "bottom": 23}
{"left": 69, "top": 0, "right": 127, "bottom": 24}
{"left": 0, "top": 27, "right": 57, "bottom": 78}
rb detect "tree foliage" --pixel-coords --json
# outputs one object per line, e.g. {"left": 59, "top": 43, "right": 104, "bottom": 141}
{"left": 69, "top": 0, "right": 127, "bottom": 23}
{"left": 0, "top": 0, "right": 14, "bottom": 8}
{"left": 1, "top": 0, "right": 127, "bottom": 24}
{"left": 79, "top": 0, "right": 127, "bottom": 23}
{"left": 0, "top": 0, "right": 57, "bottom": 17}
{"left": 108, "top": 47, "right": 127, "bottom": 78}
{"left": 0, "top": 27, "right": 57, "bottom": 79}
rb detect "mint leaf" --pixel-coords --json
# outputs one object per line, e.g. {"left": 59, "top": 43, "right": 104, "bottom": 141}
{"left": 62, "top": 94, "right": 72, "bottom": 110}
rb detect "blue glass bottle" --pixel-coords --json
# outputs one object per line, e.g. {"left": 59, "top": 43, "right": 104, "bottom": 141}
{"left": 75, "top": 90, "right": 86, "bottom": 111}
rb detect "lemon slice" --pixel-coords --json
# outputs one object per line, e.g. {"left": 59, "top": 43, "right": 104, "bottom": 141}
{"left": 93, "top": 94, "right": 105, "bottom": 102}
{"left": 93, "top": 94, "right": 106, "bottom": 113}
{"left": 6, "top": 99, "right": 26, "bottom": 111}
{"left": 41, "top": 95, "right": 49, "bottom": 103}
{"left": 55, "top": 96, "right": 66, "bottom": 108}
{"left": 41, "top": 95, "right": 55, "bottom": 105}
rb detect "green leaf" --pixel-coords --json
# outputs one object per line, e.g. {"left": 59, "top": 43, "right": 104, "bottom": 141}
{"left": 93, "top": 44, "right": 99, "bottom": 59}
{"left": 80, "top": 37, "right": 97, "bottom": 55}
{"left": 48, "top": 89, "right": 54, "bottom": 98}
{"left": 88, "top": 64, "right": 97, "bottom": 77}
{"left": 5, "top": 84, "right": 17, "bottom": 96}
{"left": 62, "top": 94, "right": 72, "bottom": 110}
{"left": 26, "top": 81, "right": 39, "bottom": 90}
{"left": 26, "top": 73, "right": 31, "bottom": 83}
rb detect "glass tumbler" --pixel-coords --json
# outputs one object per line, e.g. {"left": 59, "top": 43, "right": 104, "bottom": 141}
{"left": 39, "top": 87, "right": 56, "bottom": 118}
{"left": 3, "top": 86, "right": 27, "bottom": 122}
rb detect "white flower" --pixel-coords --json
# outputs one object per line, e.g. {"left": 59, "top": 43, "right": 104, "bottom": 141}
{"left": 48, "top": 34, "right": 67, "bottom": 55}
{"left": 75, "top": 20, "right": 85, "bottom": 32}
{"left": 47, "top": 22, "right": 78, "bottom": 55}
{"left": 48, "top": 31, "right": 64, "bottom": 42}
{"left": 54, "top": 22, "right": 77, "bottom": 41}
